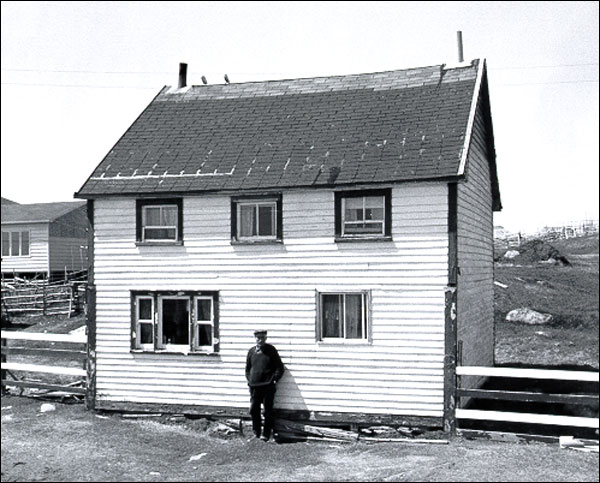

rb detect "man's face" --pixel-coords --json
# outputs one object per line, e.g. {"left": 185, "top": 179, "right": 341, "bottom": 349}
{"left": 255, "top": 334, "right": 267, "bottom": 348}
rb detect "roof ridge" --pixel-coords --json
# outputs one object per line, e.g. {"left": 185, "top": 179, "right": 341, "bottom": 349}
{"left": 159, "top": 59, "right": 480, "bottom": 100}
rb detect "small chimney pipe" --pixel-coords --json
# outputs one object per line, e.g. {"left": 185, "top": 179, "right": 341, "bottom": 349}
{"left": 456, "top": 31, "right": 464, "bottom": 63}
{"left": 178, "top": 62, "right": 188, "bottom": 88}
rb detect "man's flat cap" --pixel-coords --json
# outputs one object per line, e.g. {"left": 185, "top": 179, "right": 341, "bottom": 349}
{"left": 254, "top": 329, "right": 268, "bottom": 336}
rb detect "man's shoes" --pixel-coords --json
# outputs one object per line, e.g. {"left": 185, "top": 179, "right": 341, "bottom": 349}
{"left": 260, "top": 435, "right": 270, "bottom": 442}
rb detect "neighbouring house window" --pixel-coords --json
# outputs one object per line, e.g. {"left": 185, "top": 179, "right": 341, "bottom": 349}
{"left": 131, "top": 291, "right": 219, "bottom": 353}
{"left": 317, "top": 292, "right": 370, "bottom": 341}
{"left": 231, "top": 195, "right": 282, "bottom": 242}
{"left": 136, "top": 199, "right": 183, "bottom": 243}
{"left": 1, "top": 230, "right": 30, "bottom": 257}
{"left": 334, "top": 189, "right": 391, "bottom": 239}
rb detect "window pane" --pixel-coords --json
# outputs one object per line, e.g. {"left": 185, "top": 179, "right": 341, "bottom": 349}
{"left": 258, "top": 205, "right": 275, "bottom": 236}
{"left": 161, "top": 299, "right": 189, "bottom": 345}
{"left": 345, "top": 294, "right": 363, "bottom": 339}
{"left": 197, "top": 324, "right": 213, "bottom": 346}
{"left": 322, "top": 294, "right": 341, "bottom": 338}
{"left": 20, "top": 231, "right": 29, "bottom": 256}
{"left": 344, "top": 197, "right": 363, "bottom": 222}
{"left": 344, "top": 222, "right": 383, "bottom": 234}
{"left": 11, "top": 232, "right": 20, "bottom": 256}
{"left": 139, "top": 298, "right": 153, "bottom": 320}
{"left": 1, "top": 232, "right": 9, "bottom": 257}
{"left": 144, "top": 228, "right": 176, "bottom": 240}
{"left": 364, "top": 197, "right": 384, "bottom": 221}
{"left": 197, "top": 299, "right": 212, "bottom": 321}
{"left": 140, "top": 323, "right": 154, "bottom": 344}
{"left": 239, "top": 205, "right": 256, "bottom": 237}
{"left": 144, "top": 206, "right": 161, "bottom": 226}
{"left": 161, "top": 206, "right": 178, "bottom": 225}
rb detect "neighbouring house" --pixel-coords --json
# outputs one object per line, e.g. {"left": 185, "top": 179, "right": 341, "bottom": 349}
{"left": 1, "top": 198, "right": 88, "bottom": 281}
{"left": 75, "top": 58, "right": 501, "bottom": 429}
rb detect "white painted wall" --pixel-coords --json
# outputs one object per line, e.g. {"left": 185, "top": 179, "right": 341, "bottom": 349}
{"left": 93, "top": 183, "right": 449, "bottom": 417}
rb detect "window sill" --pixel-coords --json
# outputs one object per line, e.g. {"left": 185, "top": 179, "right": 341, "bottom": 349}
{"left": 231, "top": 239, "right": 283, "bottom": 245}
{"left": 135, "top": 241, "right": 184, "bottom": 247}
{"left": 335, "top": 236, "right": 392, "bottom": 243}
{"left": 130, "top": 349, "right": 220, "bottom": 357}
{"left": 317, "top": 340, "right": 372, "bottom": 346}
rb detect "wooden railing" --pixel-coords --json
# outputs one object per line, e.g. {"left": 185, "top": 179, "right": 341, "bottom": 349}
{"left": 455, "top": 366, "right": 599, "bottom": 431}
{"left": 1, "top": 330, "right": 88, "bottom": 398}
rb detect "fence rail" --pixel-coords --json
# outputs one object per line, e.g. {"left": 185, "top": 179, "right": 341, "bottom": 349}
{"left": 1, "top": 281, "right": 85, "bottom": 317}
{"left": 455, "top": 365, "right": 599, "bottom": 431}
{"left": 1, "top": 330, "right": 88, "bottom": 398}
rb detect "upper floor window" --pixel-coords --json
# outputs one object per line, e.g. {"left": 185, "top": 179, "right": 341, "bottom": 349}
{"left": 136, "top": 199, "right": 183, "bottom": 244}
{"left": 1, "top": 230, "right": 30, "bottom": 257}
{"left": 231, "top": 195, "right": 282, "bottom": 243}
{"left": 132, "top": 291, "right": 219, "bottom": 354}
{"left": 335, "top": 189, "right": 391, "bottom": 240}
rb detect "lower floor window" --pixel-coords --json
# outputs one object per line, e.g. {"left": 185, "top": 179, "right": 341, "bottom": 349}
{"left": 132, "top": 291, "right": 219, "bottom": 353}
{"left": 317, "top": 291, "right": 370, "bottom": 341}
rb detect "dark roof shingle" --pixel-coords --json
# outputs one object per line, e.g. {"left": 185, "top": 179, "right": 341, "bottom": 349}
{"left": 76, "top": 60, "right": 485, "bottom": 197}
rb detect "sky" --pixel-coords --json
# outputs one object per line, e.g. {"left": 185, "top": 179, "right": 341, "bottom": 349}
{"left": 1, "top": 1, "right": 598, "bottom": 233}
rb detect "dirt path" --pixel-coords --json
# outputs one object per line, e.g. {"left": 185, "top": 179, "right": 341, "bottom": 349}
{"left": 1, "top": 395, "right": 598, "bottom": 482}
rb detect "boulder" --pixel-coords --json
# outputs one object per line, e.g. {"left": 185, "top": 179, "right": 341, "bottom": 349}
{"left": 505, "top": 308, "right": 553, "bottom": 325}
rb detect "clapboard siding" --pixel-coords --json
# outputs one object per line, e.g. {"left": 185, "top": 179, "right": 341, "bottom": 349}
{"left": 92, "top": 183, "right": 449, "bottom": 417}
{"left": 457, "top": 97, "right": 495, "bottom": 380}
{"left": 0, "top": 223, "right": 49, "bottom": 274}
{"left": 48, "top": 236, "right": 88, "bottom": 273}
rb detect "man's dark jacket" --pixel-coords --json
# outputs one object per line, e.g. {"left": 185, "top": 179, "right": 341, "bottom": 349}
{"left": 245, "top": 343, "right": 285, "bottom": 387}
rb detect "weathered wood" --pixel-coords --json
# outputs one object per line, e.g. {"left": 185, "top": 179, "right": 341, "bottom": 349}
{"left": 456, "top": 366, "right": 599, "bottom": 382}
{"left": 2, "top": 362, "right": 87, "bottom": 377}
{"left": 274, "top": 418, "right": 358, "bottom": 441}
{"left": 456, "top": 409, "right": 599, "bottom": 428}
{"left": 443, "top": 285, "right": 457, "bottom": 434}
{"left": 457, "top": 428, "right": 560, "bottom": 444}
{"left": 1, "top": 331, "right": 87, "bottom": 344}
{"left": 1, "top": 379, "right": 86, "bottom": 395}
{"left": 1, "top": 346, "right": 87, "bottom": 360}
{"left": 457, "top": 388, "right": 599, "bottom": 405}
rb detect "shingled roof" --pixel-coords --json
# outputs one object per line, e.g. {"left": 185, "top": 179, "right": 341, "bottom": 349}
{"left": 76, "top": 58, "right": 499, "bottom": 207}
{"left": 1, "top": 201, "right": 86, "bottom": 225}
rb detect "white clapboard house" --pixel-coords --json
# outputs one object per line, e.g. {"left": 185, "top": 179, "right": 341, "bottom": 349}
{"left": 1, "top": 198, "right": 88, "bottom": 281}
{"left": 75, "top": 58, "right": 501, "bottom": 428}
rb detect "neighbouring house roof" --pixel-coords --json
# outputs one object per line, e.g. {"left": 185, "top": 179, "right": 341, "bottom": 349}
{"left": 1, "top": 201, "right": 86, "bottom": 225}
{"left": 75, "top": 58, "right": 500, "bottom": 209}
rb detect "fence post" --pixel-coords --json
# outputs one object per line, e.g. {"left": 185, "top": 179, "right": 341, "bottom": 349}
{"left": 42, "top": 284, "right": 47, "bottom": 316}
{"left": 1, "top": 337, "right": 6, "bottom": 395}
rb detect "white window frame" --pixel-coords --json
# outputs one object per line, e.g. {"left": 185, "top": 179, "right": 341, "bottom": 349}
{"left": 132, "top": 291, "right": 219, "bottom": 354}
{"left": 134, "top": 295, "right": 154, "bottom": 351}
{"left": 235, "top": 199, "right": 278, "bottom": 241}
{"left": 141, "top": 204, "right": 179, "bottom": 242}
{"left": 157, "top": 295, "right": 190, "bottom": 352}
{"left": 1, "top": 230, "right": 30, "bottom": 257}
{"left": 341, "top": 195, "right": 386, "bottom": 237}
{"left": 318, "top": 291, "right": 370, "bottom": 343}
{"left": 193, "top": 295, "right": 216, "bottom": 352}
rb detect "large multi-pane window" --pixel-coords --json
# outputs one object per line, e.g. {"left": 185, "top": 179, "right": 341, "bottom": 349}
{"left": 136, "top": 199, "right": 183, "bottom": 243}
{"left": 317, "top": 292, "right": 370, "bottom": 342}
{"left": 1, "top": 230, "right": 30, "bottom": 257}
{"left": 231, "top": 195, "right": 282, "bottom": 242}
{"left": 335, "top": 189, "right": 391, "bottom": 240}
{"left": 132, "top": 291, "right": 218, "bottom": 353}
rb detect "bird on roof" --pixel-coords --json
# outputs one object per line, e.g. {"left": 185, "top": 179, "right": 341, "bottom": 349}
{"left": 224, "top": 74, "right": 230, "bottom": 84}
{"left": 201, "top": 75, "right": 208, "bottom": 85}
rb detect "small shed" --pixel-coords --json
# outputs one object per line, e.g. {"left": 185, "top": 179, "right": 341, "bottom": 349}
{"left": 75, "top": 58, "right": 501, "bottom": 428}
{"left": 1, "top": 199, "right": 88, "bottom": 281}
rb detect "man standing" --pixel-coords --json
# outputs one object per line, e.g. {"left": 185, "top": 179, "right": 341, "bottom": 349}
{"left": 245, "top": 329, "right": 285, "bottom": 441}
